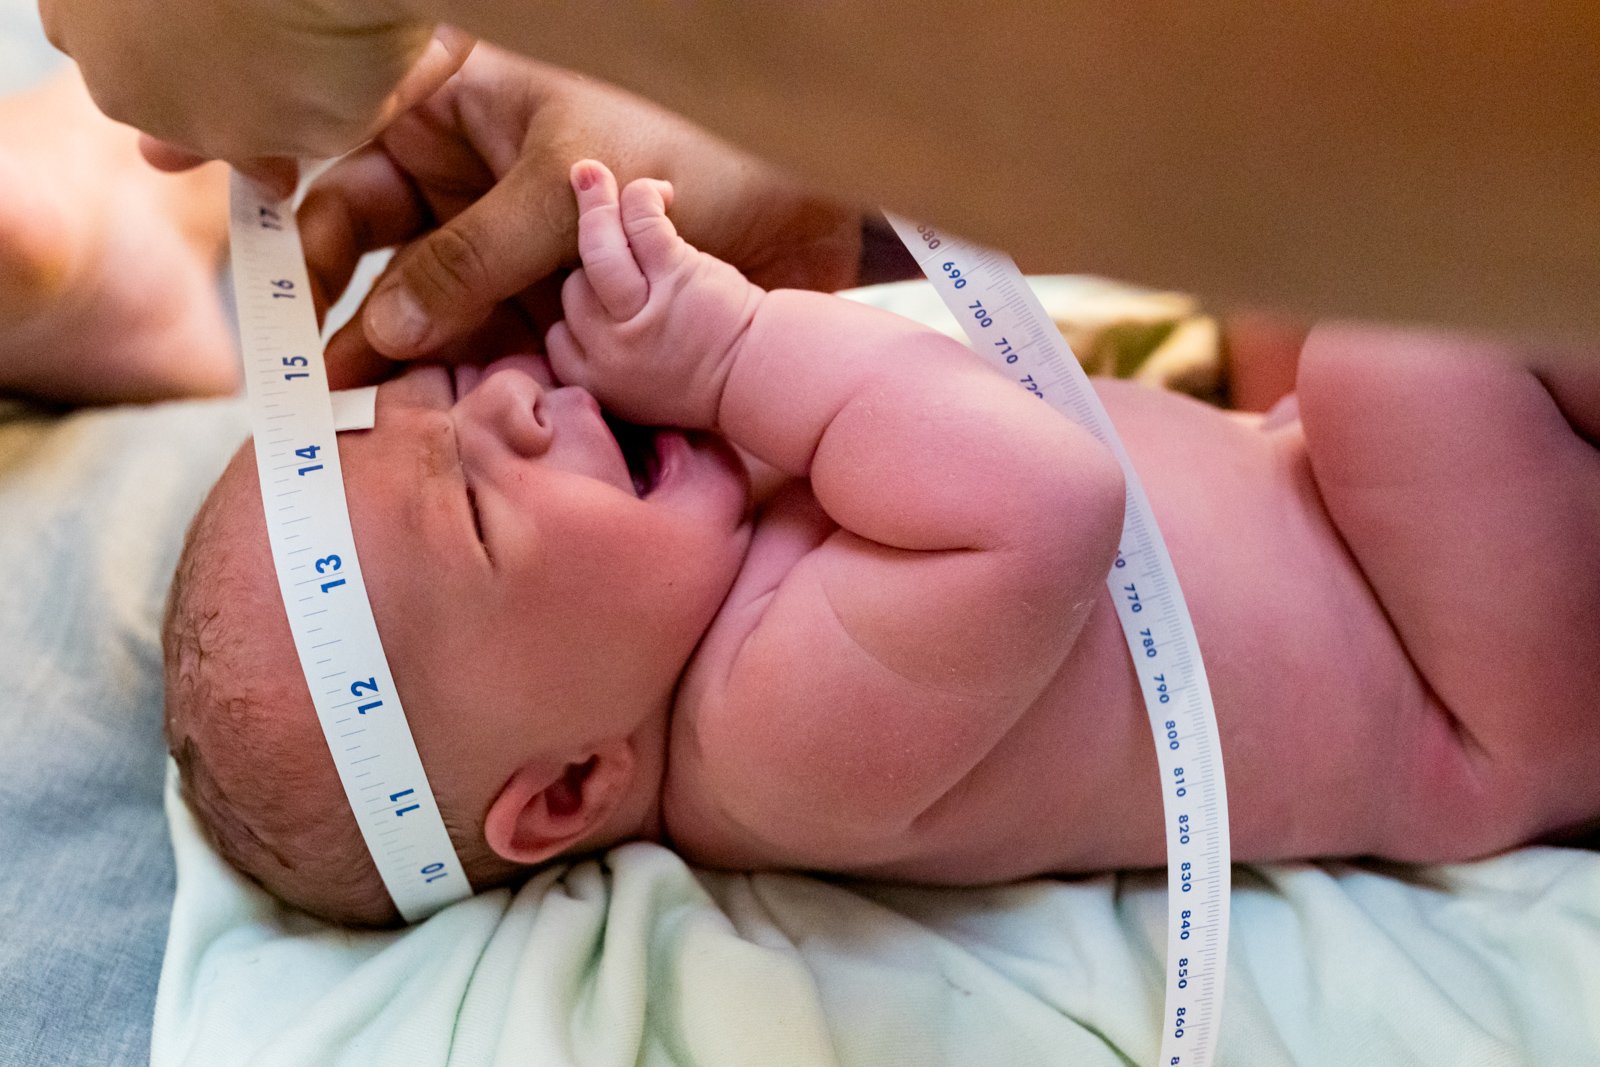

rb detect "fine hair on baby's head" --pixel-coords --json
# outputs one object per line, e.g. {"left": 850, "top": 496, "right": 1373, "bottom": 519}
{"left": 162, "top": 446, "right": 521, "bottom": 927}
{"left": 163, "top": 356, "right": 743, "bottom": 925}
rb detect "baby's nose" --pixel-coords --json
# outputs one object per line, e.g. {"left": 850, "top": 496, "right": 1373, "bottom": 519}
{"left": 455, "top": 360, "right": 553, "bottom": 459}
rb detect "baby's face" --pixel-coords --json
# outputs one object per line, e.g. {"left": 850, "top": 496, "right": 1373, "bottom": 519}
{"left": 337, "top": 357, "right": 753, "bottom": 765}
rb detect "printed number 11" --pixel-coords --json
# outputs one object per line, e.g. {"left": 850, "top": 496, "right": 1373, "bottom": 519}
{"left": 391, "top": 788, "right": 419, "bottom": 817}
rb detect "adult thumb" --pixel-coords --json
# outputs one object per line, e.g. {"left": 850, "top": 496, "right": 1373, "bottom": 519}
{"left": 378, "top": 27, "right": 477, "bottom": 130}
{"left": 363, "top": 170, "right": 573, "bottom": 358}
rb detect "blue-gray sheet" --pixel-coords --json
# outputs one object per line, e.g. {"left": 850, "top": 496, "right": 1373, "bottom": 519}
{"left": 0, "top": 398, "right": 245, "bottom": 1066}
{"left": 0, "top": 15, "right": 225, "bottom": 1061}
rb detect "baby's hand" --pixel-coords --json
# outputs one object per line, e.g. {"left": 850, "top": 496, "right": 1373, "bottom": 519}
{"left": 545, "top": 160, "right": 762, "bottom": 430}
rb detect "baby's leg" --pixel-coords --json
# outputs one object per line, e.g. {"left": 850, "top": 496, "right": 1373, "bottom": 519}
{"left": 1297, "top": 324, "right": 1600, "bottom": 850}
{"left": 0, "top": 66, "right": 235, "bottom": 404}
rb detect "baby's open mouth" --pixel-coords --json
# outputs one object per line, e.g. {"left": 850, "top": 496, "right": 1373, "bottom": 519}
{"left": 604, "top": 415, "right": 662, "bottom": 497}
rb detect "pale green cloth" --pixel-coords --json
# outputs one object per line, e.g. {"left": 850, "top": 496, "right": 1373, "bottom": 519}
{"left": 158, "top": 763, "right": 1600, "bottom": 1065}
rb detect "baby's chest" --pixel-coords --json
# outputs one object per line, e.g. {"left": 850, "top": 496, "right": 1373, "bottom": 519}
{"left": 660, "top": 601, "right": 1155, "bottom": 880}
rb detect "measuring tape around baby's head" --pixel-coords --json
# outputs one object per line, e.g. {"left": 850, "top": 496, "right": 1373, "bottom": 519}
{"left": 887, "top": 217, "right": 1232, "bottom": 1067}
{"left": 225, "top": 166, "right": 1225, "bottom": 1021}
{"left": 227, "top": 172, "right": 470, "bottom": 923}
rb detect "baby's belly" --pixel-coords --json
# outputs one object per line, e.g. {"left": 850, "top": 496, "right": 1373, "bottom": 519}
{"left": 835, "top": 408, "right": 1465, "bottom": 883}
{"left": 837, "top": 598, "right": 1452, "bottom": 885}
{"left": 670, "top": 389, "right": 1476, "bottom": 882}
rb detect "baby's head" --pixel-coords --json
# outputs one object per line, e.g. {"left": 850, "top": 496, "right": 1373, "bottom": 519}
{"left": 164, "top": 357, "right": 751, "bottom": 924}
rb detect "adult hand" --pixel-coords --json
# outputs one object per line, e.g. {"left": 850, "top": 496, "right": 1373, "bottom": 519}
{"left": 296, "top": 45, "right": 865, "bottom": 379}
{"left": 38, "top": 0, "right": 472, "bottom": 191}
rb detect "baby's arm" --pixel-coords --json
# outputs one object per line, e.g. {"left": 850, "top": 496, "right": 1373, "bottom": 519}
{"left": 548, "top": 161, "right": 1125, "bottom": 854}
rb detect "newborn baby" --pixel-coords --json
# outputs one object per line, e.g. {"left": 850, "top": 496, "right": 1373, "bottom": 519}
{"left": 165, "top": 161, "right": 1600, "bottom": 925}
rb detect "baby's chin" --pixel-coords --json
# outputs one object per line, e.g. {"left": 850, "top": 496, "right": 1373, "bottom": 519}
{"left": 651, "top": 428, "right": 755, "bottom": 529}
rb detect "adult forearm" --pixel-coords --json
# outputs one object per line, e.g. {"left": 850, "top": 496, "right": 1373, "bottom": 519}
{"left": 414, "top": 0, "right": 1600, "bottom": 339}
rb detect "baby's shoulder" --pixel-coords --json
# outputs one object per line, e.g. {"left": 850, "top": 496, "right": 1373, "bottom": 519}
{"left": 671, "top": 478, "right": 834, "bottom": 738}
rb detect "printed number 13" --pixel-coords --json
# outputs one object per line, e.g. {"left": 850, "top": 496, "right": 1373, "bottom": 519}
{"left": 316, "top": 553, "right": 345, "bottom": 593}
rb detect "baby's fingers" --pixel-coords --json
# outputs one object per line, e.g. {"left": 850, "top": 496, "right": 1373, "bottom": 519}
{"left": 619, "top": 177, "right": 682, "bottom": 278}
{"left": 572, "top": 160, "right": 648, "bottom": 321}
{"left": 543, "top": 319, "right": 593, "bottom": 392}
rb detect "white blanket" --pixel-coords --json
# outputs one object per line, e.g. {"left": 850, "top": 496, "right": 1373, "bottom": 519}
{"left": 159, "top": 759, "right": 1600, "bottom": 1065}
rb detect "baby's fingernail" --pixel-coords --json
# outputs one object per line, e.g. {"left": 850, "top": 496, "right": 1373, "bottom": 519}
{"left": 367, "top": 286, "right": 429, "bottom": 352}
{"left": 572, "top": 163, "right": 596, "bottom": 191}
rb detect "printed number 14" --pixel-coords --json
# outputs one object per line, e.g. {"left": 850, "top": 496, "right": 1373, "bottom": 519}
{"left": 296, "top": 443, "right": 323, "bottom": 476}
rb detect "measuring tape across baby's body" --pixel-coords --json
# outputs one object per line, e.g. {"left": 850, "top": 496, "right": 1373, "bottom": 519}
{"left": 888, "top": 217, "right": 1232, "bottom": 1067}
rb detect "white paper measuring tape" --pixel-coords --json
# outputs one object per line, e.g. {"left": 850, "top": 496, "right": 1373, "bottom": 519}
{"left": 228, "top": 172, "right": 470, "bottom": 923}
{"left": 888, "top": 217, "right": 1232, "bottom": 1067}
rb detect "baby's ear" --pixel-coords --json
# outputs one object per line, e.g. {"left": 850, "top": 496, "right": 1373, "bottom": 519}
{"left": 482, "top": 740, "right": 637, "bottom": 866}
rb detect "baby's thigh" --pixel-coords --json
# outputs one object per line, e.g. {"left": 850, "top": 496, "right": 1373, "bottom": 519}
{"left": 1296, "top": 324, "right": 1600, "bottom": 837}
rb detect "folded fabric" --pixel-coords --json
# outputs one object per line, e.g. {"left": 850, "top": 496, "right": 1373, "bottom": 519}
{"left": 158, "top": 757, "right": 1600, "bottom": 1066}
{"left": 847, "top": 275, "right": 1225, "bottom": 402}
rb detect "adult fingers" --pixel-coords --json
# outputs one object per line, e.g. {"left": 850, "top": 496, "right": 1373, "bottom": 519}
{"left": 361, "top": 155, "right": 575, "bottom": 358}
{"left": 323, "top": 317, "right": 401, "bottom": 391}
{"left": 298, "top": 145, "right": 430, "bottom": 322}
{"left": 138, "top": 136, "right": 209, "bottom": 173}
{"left": 371, "top": 26, "right": 477, "bottom": 131}
{"left": 140, "top": 136, "right": 300, "bottom": 199}
{"left": 327, "top": 291, "right": 545, "bottom": 389}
